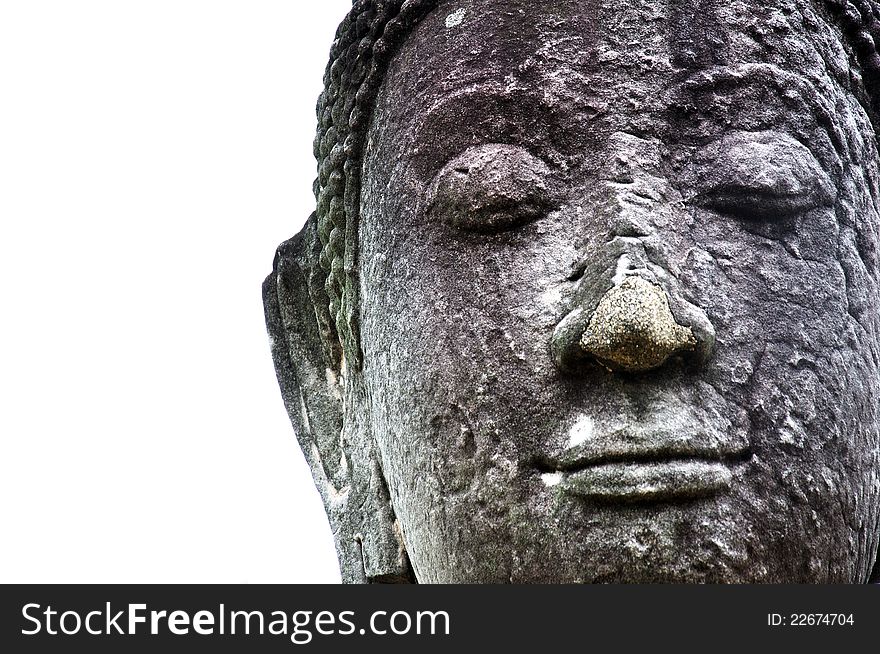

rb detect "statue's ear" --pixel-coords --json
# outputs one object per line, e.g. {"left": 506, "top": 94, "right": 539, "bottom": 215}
{"left": 263, "top": 214, "right": 414, "bottom": 583}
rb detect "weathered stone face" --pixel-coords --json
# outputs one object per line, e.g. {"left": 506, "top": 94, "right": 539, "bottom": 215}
{"left": 355, "top": 0, "right": 880, "bottom": 582}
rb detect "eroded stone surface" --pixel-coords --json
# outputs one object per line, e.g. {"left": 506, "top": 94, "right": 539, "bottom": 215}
{"left": 581, "top": 277, "right": 697, "bottom": 372}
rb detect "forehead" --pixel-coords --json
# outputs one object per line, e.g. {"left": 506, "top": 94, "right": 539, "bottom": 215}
{"left": 368, "top": 0, "right": 862, "bottom": 176}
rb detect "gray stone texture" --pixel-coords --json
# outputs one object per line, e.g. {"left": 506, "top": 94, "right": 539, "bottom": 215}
{"left": 266, "top": 0, "right": 880, "bottom": 583}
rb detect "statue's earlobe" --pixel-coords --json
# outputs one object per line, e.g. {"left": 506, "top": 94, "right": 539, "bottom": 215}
{"left": 263, "top": 214, "right": 414, "bottom": 583}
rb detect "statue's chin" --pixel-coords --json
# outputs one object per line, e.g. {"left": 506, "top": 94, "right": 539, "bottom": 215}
{"left": 394, "top": 440, "right": 869, "bottom": 584}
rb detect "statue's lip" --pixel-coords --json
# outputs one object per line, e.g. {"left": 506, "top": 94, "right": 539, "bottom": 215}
{"left": 533, "top": 441, "right": 751, "bottom": 503}
{"left": 533, "top": 441, "right": 752, "bottom": 473}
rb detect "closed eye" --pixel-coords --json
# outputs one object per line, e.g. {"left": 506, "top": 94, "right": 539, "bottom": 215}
{"left": 695, "top": 131, "right": 835, "bottom": 221}
{"left": 702, "top": 185, "right": 828, "bottom": 221}
{"left": 426, "top": 143, "right": 554, "bottom": 233}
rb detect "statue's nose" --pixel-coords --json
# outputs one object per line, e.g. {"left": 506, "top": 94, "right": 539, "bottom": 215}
{"left": 579, "top": 276, "right": 697, "bottom": 373}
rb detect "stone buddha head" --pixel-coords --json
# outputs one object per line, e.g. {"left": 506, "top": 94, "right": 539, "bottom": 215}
{"left": 265, "top": 0, "right": 880, "bottom": 582}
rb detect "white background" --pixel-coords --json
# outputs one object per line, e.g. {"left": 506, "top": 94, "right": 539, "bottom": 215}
{"left": 0, "top": 1, "right": 354, "bottom": 583}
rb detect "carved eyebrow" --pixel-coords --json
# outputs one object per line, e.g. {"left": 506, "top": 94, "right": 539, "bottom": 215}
{"left": 408, "top": 82, "right": 563, "bottom": 180}
{"left": 670, "top": 63, "right": 847, "bottom": 164}
{"left": 419, "top": 82, "right": 520, "bottom": 126}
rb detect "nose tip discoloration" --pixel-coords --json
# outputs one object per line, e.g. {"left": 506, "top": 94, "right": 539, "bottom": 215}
{"left": 580, "top": 276, "right": 697, "bottom": 372}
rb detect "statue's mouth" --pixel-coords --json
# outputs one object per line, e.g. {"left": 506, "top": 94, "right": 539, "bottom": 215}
{"left": 533, "top": 440, "right": 752, "bottom": 503}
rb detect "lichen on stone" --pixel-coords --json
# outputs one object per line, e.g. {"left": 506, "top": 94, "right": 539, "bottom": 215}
{"left": 580, "top": 276, "right": 697, "bottom": 372}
